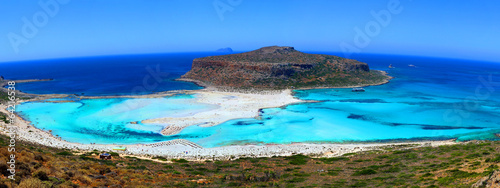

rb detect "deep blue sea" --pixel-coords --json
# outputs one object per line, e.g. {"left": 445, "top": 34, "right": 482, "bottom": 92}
{"left": 3, "top": 52, "right": 500, "bottom": 147}
{"left": 0, "top": 53, "right": 228, "bottom": 95}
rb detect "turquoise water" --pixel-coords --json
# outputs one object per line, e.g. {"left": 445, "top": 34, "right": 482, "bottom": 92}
{"left": 182, "top": 87, "right": 500, "bottom": 147}
{"left": 14, "top": 54, "right": 500, "bottom": 147}
{"left": 175, "top": 56, "right": 500, "bottom": 147}
{"left": 17, "top": 94, "right": 217, "bottom": 144}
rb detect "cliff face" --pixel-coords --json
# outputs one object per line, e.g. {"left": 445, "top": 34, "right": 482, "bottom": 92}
{"left": 181, "top": 46, "right": 389, "bottom": 89}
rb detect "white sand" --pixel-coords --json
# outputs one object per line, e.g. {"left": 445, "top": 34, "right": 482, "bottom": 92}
{"left": 142, "top": 89, "right": 303, "bottom": 135}
{"left": 0, "top": 89, "right": 458, "bottom": 161}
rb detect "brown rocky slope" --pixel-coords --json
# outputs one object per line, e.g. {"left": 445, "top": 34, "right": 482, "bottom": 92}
{"left": 180, "top": 46, "right": 391, "bottom": 89}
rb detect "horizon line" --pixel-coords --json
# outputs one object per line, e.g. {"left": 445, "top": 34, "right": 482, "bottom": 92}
{"left": 0, "top": 50, "right": 498, "bottom": 64}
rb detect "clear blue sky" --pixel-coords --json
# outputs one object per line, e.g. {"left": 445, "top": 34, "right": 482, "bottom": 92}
{"left": 1, "top": 0, "right": 499, "bottom": 62}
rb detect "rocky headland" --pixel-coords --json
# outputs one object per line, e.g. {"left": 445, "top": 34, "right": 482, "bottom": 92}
{"left": 180, "top": 46, "right": 391, "bottom": 89}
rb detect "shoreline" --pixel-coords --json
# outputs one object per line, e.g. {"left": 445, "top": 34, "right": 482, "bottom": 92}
{"left": 0, "top": 79, "right": 70, "bottom": 101}
{"left": 294, "top": 70, "right": 393, "bottom": 90}
{"left": 1, "top": 69, "right": 391, "bottom": 99}
{"left": 0, "top": 104, "right": 461, "bottom": 161}
{"left": 0, "top": 75, "right": 464, "bottom": 161}
{"left": 177, "top": 70, "right": 393, "bottom": 92}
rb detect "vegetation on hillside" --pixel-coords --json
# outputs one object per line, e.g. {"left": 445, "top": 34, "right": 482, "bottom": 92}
{"left": 0, "top": 84, "right": 10, "bottom": 103}
{"left": 0, "top": 133, "right": 498, "bottom": 187}
{"left": 255, "top": 61, "right": 389, "bottom": 89}
{"left": 199, "top": 46, "right": 329, "bottom": 64}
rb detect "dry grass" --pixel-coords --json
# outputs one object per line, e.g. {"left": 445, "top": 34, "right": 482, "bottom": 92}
{"left": 0, "top": 133, "right": 499, "bottom": 187}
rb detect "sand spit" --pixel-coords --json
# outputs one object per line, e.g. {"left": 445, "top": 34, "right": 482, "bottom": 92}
{"left": 0, "top": 79, "right": 69, "bottom": 101}
{"left": 142, "top": 89, "right": 304, "bottom": 135}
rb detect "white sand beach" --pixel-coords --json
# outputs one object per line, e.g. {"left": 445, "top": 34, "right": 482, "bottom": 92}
{"left": 0, "top": 88, "right": 459, "bottom": 161}
{"left": 143, "top": 89, "right": 304, "bottom": 135}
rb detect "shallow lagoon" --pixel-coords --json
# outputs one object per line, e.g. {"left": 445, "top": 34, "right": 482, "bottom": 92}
{"left": 17, "top": 95, "right": 217, "bottom": 144}
{"left": 15, "top": 54, "right": 500, "bottom": 147}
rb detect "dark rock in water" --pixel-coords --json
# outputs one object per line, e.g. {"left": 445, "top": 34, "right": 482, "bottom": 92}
{"left": 340, "top": 99, "right": 386, "bottom": 103}
{"left": 386, "top": 122, "right": 484, "bottom": 130}
{"left": 234, "top": 121, "right": 264, "bottom": 126}
{"left": 347, "top": 114, "right": 369, "bottom": 120}
{"left": 216, "top": 47, "right": 233, "bottom": 52}
{"left": 182, "top": 46, "right": 390, "bottom": 89}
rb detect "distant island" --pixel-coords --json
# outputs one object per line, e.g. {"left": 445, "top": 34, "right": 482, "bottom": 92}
{"left": 180, "top": 46, "right": 391, "bottom": 89}
{"left": 216, "top": 47, "right": 233, "bottom": 52}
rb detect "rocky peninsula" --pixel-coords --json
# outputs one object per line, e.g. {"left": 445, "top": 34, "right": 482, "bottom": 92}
{"left": 180, "top": 46, "right": 391, "bottom": 89}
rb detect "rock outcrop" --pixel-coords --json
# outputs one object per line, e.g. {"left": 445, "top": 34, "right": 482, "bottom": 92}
{"left": 181, "top": 46, "right": 390, "bottom": 89}
{"left": 473, "top": 170, "right": 500, "bottom": 188}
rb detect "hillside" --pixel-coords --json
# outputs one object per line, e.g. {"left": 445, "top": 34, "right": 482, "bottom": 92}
{"left": 180, "top": 46, "right": 391, "bottom": 89}
{"left": 0, "top": 133, "right": 499, "bottom": 187}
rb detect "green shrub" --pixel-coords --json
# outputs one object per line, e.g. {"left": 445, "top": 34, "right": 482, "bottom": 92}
{"left": 421, "top": 173, "right": 433, "bottom": 177}
{"left": 319, "top": 157, "right": 349, "bottom": 164}
{"left": 164, "top": 165, "right": 174, "bottom": 169}
{"left": 447, "top": 169, "right": 478, "bottom": 178}
{"left": 286, "top": 154, "right": 309, "bottom": 165}
{"left": 342, "top": 153, "right": 356, "bottom": 156}
{"left": 437, "top": 177, "right": 454, "bottom": 185}
{"left": 293, "top": 172, "right": 310, "bottom": 177}
{"left": 173, "top": 159, "right": 189, "bottom": 163}
{"left": 404, "top": 153, "right": 418, "bottom": 160}
{"left": 450, "top": 152, "right": 463, "bottom": 157}
{"left": 327, "top": 171, "right": 339, "bottom": 176}
{"left": 350, "top": 181, "right": 368, "bottom": 187}
{"left": 465, "top": 153, "right": 481, "bottom": 159}
{"left": 383, "top": 167, "right": 401, "bottom": 173}
{"left": 353, "top": 169, "right": 377, "bottom": 176}
{"left": 393, "top": 150, "right": 408, "bottom": 154}
{"left": 377, "top": 155, "right": 389, "bottom": 159}
{"left": 286, "top": 177, "right": 306, "bottom": 183}
{"left": 490, "top": 155, "right": 500, "bottom": 163}
{"left": 56, "top": 151, "right": 73, "bottom": 156}
{"left": 191, "top": 171, "right": 205, "bottom": 175}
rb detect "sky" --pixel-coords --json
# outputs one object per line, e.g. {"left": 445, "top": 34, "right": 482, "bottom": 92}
{"left": 0, "top": 0, "right": 499, "bottom": 63}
